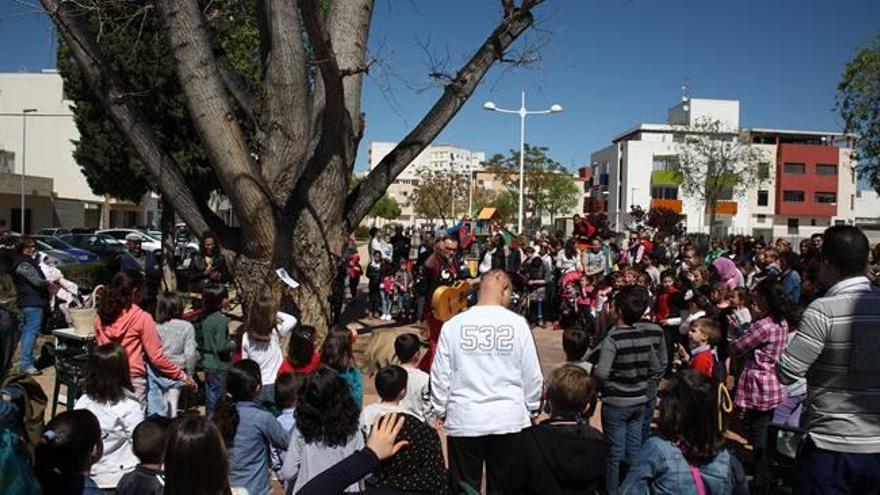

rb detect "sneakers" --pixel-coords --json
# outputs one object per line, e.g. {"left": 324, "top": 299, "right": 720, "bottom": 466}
{"left": 20, "top": 367, "right": 42, "bottom": 376}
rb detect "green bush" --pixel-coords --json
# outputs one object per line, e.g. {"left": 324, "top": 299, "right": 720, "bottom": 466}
{"left": 60, "top": 261, "right": 117, "bottom": 292}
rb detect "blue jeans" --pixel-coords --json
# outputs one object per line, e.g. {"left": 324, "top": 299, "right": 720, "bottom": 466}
{"left": 602, "top": 402, "right": 646, "bottom": 494}
{"left": 533, "top": 301, "right": 544, "bottom": 321}
{"left": 642, "top": 382, "right": 659, "bottom": 441}
{"left": 18, "top": 306, "right": 43, "bottom": 371}
{"left": 380, "top": 292, "right": 391, "bottom": 315}
{"left": 205, "top": 371, "right": 226, "bottom": 417}
{"left": 397, "top": 293, "right": 412, "bottom": 316}
{"left": 146, "top": 365, "right": 185, "bottom": 417}
{"left": 793, "top": 438, "right": 880, "bottom": 495}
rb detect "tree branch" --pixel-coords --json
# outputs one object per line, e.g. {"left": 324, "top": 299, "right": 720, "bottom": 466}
{"left": 215, "top": 48, "right": 258, "bottom": 124}
{"left": 155, "top": 0, "right": 275, "bottom": 256}
{"left": 257, "top": 0, "right": 310, "bottom": 203}
{"left": 41, "top": 0, "right": 240, "bottom": 249}
{"left": 345, "top": 2, "right": 542, "bottom": 230}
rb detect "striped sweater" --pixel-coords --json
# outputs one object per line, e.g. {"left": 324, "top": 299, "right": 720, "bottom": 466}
{"left": 594, "top": 322, "right": 666, "bottom": 407}
{"left": 777, "top": 276, "right": 880, "bottom": 454}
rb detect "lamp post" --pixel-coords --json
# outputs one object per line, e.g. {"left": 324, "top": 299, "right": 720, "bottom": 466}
{"left": 483, "top": 91, "right": 562, "bottom": 234}
{"left": 21, "top": 109, "right": 37, "bottom": 234}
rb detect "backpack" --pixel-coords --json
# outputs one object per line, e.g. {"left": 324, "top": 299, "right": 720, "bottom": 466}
{"left": 0, "top": 372, "right": 48, "bottom": 460}
{"left": 711, "top": 353, "right": 728, "bottom": 387}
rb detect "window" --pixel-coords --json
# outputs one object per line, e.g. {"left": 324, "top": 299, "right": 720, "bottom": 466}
{"left": 783, "top": 190, "right": 805, "bottom": 202}
{"left": 815, "top": 192, "right": 837, "bottom": 204}
{"left": 851, "top": 194, "right": 855, "bottom": 210}
{"left": 758, "top": 162, "right": 770, "bottom": 180}
{"left": 718, "top": 187, "right": 734, "bottom": 201}
{"left": 852, "top": 167, "right": 856, "bottom": 183}
{"left": 787, "top": 218, "right": 799, "bottom": 235}
{"left": 652, "top": 155, "right": 677, "bottom": 171}
{"left": 650, "top": 186, "right": 678, "bottom": 200}
{"left": 784, "top": 163, "right": 805, "bottom": 174}
{"left": 757, "top": 214, "right": 766, "bottom": 223}
{"left": 816, "top": 164, "right": 837, "bottom": 176}
{"left": 835, "top": 220, "right": 846, "bottom": 226}
{"left": 757, "top": 190, "right": 769, "bottom": 206}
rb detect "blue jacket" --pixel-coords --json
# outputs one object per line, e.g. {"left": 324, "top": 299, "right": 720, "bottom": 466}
{"left": 337, "top": 366, "right": 363, "bottom": 407}
{"left": 227, "top": 401, "right": 291, "bottom": 495}
{"left": 621, "top": 436, "right": 748, "bottom": 495}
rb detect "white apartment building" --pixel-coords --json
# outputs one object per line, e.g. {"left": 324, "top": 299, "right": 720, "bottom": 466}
{"left": 589, "top": 98, "right": 858, "bottom": 241}
{"left": 368, "top": 141, "right": 486, "bottom": 223}
{"left": 0, "top": 71, "right": 159, "bottom": 233}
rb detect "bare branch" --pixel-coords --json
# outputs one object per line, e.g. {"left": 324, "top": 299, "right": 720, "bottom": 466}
{"left": 40, "top": 0, "right": 240, "bottom": 248}
{"left": 501, "top": 0, "right": 515, "bottom": 17}
{"left": 155, "top": 0, "right": 275, "bottom": 254}
{"left": 345, "top": 3, "right": 543, "bottom": 229}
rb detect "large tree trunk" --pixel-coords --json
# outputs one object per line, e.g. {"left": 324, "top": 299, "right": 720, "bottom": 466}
{"left": 43, "top": 0, "right": 546, "bottom": 338}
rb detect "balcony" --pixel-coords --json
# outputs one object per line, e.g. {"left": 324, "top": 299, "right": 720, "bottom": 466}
{"left": 709, "top": 201, "right": 738, "bottom": 215}
{"left": 651, "top": 170, "right": 683, "bottom": 186}
{"left": 650, "top": 199, "right": 683, "bottom": 213}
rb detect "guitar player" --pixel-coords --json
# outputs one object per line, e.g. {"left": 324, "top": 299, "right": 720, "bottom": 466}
{"left": 418, "top": 235, "right": 479, "bottom": 372}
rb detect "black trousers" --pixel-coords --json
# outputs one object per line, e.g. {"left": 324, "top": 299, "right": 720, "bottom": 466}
{"left": 447, "top": 432, "right": 522, "bottom": 494}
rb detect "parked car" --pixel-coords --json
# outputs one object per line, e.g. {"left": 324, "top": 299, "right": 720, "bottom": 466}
{"left": 96, "top": 229, "right": 162, "bottom": 252}
{"left": 34, "top": 240, "right": 78, "bottom": 266}
{"left": 60, "top": 233, "right": 127, "bottom": 264}
{"left": 37, "top": 228, "right": 72, "bottom": 237}
{"left": 70, "top": 227, "right": 98, "bottom": 234}
{"left": 33, "top": 235, "right": 100, "bottom": 264}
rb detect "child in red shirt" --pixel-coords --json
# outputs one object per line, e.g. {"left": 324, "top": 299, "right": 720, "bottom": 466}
{"left": 676, "top": 317, "right": 721, "bottom": 380}
{"left": 654, "top": 270, "right": 679, "bottom": 322}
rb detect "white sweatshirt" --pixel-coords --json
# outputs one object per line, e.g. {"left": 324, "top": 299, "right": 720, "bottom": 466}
{"left": 430, "top": 305, "right": 543, "bottom": 437}
{"left": 74, "top": 391, "right": 144, "bottom": 488}
{"left": 242, "top": 311, "right": 298, "bottom": 386}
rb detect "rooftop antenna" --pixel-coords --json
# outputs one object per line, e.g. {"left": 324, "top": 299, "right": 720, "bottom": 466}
{"left": 681, "top": 77, "right": 691, "bottom": 112}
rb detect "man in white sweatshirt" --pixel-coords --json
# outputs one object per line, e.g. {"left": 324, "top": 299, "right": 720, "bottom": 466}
{"left": 430, "top": 269, "right": 543, "bottom": 494}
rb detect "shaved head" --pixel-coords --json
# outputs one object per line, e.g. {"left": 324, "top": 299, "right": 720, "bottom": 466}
{"left": 478, "top": 269, "right": 512, "bottom": 307}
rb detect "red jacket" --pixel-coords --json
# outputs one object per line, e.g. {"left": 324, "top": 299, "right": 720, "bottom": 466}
{"left": 690, "top": 349, "right": 715, "bottom": 380}
{"left": 654, "top": 286, "right": 679, "bottom": 322}
{"left": 276, "top": 351, "right": 321, "bottom": 376}
{"left": 95, "top": 305, "right": 186, "bottom": 382}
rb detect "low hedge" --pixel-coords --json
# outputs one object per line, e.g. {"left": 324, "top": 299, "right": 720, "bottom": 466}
{"left": 60, "top": 261, "right": 117, "bottom": 292}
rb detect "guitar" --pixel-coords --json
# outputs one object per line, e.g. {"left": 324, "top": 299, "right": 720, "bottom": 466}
{"left": 431, "top": 278, "right": 480, "bottom": 322}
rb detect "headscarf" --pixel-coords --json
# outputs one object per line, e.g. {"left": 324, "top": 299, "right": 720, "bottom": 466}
{"left": 712, "top": 257, "right": 740, "bottom": 290}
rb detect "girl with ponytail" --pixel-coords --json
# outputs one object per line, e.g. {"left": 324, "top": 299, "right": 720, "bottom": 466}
{"left": 621, "top": 369, "right": 746, "bottom": 494}
{"left": 34, "top": 409, "right": 104, "bottom": 495}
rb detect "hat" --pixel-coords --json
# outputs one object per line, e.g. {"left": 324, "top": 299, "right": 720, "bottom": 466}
{"left": 125, "top": 233, "right": 142, "bottom": 242}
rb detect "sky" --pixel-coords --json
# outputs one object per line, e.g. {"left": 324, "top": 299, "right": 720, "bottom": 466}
{"left": 2, "top": 0, "right": 878, "bottom": 173}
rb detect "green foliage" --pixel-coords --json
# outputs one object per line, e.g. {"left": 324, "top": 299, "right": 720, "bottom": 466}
{"left": 491, "top": 190, "right": 518, "bottom": 224}
{"left": 483, "top": 144, "right": 567, "bottom": 221}
{"left": 672, "top": 117, "right": 764, "bottom": 237}
{"left": 543, "top": 173, "right": 580, "bottom": 221}
{"left": 56, "top": 1, "right": 259, "bottom": 203}
{"left": 411, "top": 165, "right": 468, "bottom": 222}
{"left": 369, "top": 195, "right": 401, "bottom": 220}
{"left": 837, "top": 36, "right": 880, "bottom": 191}
{"left": 60, "top": 261, "right": 117, "bottom": 292}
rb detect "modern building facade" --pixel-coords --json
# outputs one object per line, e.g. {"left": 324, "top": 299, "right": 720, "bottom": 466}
{"left": 0, "top": 71, "right": 158, "bottom": 233}
{"left": 588, "top": 98, "right": 858, "bottom": 240}
{"left": 368, "top": 141, "right": 486, "bottom": 223}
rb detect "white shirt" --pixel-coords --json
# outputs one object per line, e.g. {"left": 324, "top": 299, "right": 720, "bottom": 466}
{"left": 74, "top": 392, "right": 144, "bottom": 488}
{"left": 430, "top": 305, "right": 543, "bottom": 437}
{"left": 400, "top": 366, "right": 431, "bottom": 422}
{"left": 359, "top": 402, "right": 402, "bottom": 437}
{"left": 242, "top": 311, "right": 297, "bottom": 386}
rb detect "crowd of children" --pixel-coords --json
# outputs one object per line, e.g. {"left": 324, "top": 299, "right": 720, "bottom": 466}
{"left": 3, "top": 220, "right": 880, "bottom": 494}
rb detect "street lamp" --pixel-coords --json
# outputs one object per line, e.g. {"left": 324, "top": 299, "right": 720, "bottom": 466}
{"left": 21, "top": 109, "right": 37, "bottom": 234}
{"left": 483, "top": 91, "right": 562, "bottom": 234}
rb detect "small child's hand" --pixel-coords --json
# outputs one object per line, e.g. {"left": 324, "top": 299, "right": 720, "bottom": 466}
{"left": 676, "top": 343, "right": 688, "bottom": 360}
